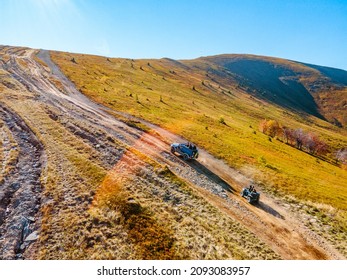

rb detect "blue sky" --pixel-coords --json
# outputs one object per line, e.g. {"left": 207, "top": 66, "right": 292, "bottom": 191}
{"left": 1, "top": 0, "right": 346, "bottom": 70}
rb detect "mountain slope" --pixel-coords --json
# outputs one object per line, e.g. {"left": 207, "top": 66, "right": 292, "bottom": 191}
{"left": 49, "top": 50, "right": 347, "bottom": 257}
{"left": 0, "top": 46, "right": 346, "bottom": 260}
{"left": 189, "top": 54, "right": 347, "bottom": 126}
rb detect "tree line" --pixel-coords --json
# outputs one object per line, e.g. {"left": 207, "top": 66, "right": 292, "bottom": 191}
{"left": 259, "top": 119, "right": 347, "bottom": 165}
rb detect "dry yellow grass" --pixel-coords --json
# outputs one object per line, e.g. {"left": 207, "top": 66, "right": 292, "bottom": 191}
{"left": 0, "top": 76, "right": 278, "bottom": 260}
{"left": 1, "top": 47, "right": 346, "bottom": 259}
{"left": 50, "top": 50, "right": 347, "bottom": 258}
{"left": 51, "top": 51, "right": 347, "bottom": 208}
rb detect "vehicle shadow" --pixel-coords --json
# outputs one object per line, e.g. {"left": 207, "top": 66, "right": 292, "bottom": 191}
{"left": 255, "top": 201, "right": 285, "bottom": 219}
{"left": 187, "top": 160, "right": 236, "bottom": 193}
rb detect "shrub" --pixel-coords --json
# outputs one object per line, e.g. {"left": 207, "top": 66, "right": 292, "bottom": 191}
{"left": 219, "top": 117, "right": 226, "bottom": 125}
{"left": 260, "top": 119, "right": 280, "bottom": 137}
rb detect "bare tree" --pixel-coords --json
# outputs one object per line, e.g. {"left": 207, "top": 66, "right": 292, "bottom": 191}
{"left": 335, "top": 148, "right": 347, "bottom": 164}
{"left": 293, "top": 128, "right": 305, "bottom": 150}
{"left": 303, "top": 133, "right": 329, "bottom": 155}
{"left": 303, "top": 132, "right": 318, "bottom": 154}
{"left": 282, "top": 126, "right": 294, "bottom": 144}
{"left": 315, "top": 140, "right": 329, "bottom": 156}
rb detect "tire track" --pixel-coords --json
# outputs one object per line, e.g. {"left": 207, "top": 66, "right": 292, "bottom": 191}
{"left": 0, "top": 104, "right": 44, "bottom": 259}
{"left": 0, "top": 46, "right": 344, "bottom": 259}
{"left": 36, "top": 49, "right": 344, "bottom": 259}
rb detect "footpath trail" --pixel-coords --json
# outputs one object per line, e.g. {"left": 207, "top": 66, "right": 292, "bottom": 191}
{"left": 0, "top": 46, "right": 344, "bottom": 259}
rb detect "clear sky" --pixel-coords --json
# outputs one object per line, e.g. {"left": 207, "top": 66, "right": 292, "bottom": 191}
{"left": 1, "top": 0, "right": 346, "bottom": 70}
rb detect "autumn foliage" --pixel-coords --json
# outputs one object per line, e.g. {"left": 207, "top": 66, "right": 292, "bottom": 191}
{"left": 259, "top": 119, "right": 329, "bottom": 156}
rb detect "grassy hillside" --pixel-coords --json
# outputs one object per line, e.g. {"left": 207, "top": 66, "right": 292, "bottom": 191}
{"left": 1, "top": 46, "right": 283, "bottom": 259}
{"left": 200, "top": 54, "right": 347, "bottom": 127}
{"left": 51, "top": 51, "right": 347, "bottom": 217}
{"left": 1, "top": 46, "right": 346, "bottom": 259}
{"left": 52, "top": 53, "right": 345, "bottom": 178}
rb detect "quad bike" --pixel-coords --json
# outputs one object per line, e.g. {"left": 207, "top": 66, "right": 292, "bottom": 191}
{"left": 241, "top": 187, "right": 260, "bottom": 204}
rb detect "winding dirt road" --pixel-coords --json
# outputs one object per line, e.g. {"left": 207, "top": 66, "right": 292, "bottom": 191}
{"left": 0, "top": 46, "right": 344, "bottom": 259}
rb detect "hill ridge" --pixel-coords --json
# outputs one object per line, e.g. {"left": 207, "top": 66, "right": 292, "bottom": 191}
{"left": 179, "top": 53, "right": 347, "bottom": 127}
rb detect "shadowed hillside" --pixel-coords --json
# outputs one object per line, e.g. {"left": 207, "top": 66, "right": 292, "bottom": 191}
{"left": 302, "top": 63, "right": 347, "bottom": 86}
{"left": 194, "top": 54, "right": 347, "bottom": 127}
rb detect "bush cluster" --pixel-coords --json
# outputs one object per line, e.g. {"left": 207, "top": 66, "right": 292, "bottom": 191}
{"left": 259, "top": 119, "right": 329, "bottom": 156}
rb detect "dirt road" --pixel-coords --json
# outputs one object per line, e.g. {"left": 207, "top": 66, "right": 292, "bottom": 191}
{"left": 0, "top": 46, "right": 344, "bottom": 259}
{"left": 0, "top": 104, "right": 44, "bottom": 259}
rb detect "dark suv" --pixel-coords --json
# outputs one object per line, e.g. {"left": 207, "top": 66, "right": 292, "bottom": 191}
{"left": 170, "top": 142, "right": 199, "bottom": 160}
